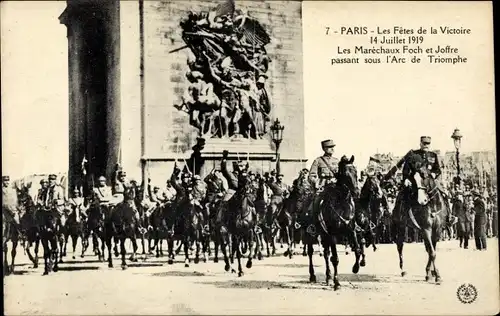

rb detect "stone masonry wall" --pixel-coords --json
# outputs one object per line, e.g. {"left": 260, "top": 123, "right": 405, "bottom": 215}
{"left": 142, "top": 0, "right": 304, "bottom": 159}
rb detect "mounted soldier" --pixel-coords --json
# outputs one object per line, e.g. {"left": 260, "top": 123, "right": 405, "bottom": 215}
{"left": 306, "top": 140, "right": 339, "bottom": 232}
{"left": 2, "top": 175, "right": 21, "bottom": 226}
{"left": 268, "top": 173, "right": 290, "bottom": 215}
{"left": 383, "top": 136, "right": 446, "bottom": 221}
{"left": 35, "top": 178, "right": 49, "bottom": 206}
{"left": 204, "top": 168, "right": 227, "bottom": 208}
{"left": 92, "top": 176, "right": 114, "bottom": 209}
{"left": 44, "top": 174, "right": 66, "bottom": 212}
{"left": 112, "top": 170, "right": 128, "bottom": 202}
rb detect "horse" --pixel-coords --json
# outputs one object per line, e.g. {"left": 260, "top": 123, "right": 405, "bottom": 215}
{"left": 85, "top": 194, "right": 111, "bottom": 262}
{"left": 107, "top": 184, "right": 141, "bottom": 269}
{"left": 350, "top": 174, "right": 386, "bottom": 270}
{"left": 223, "top": 184, "right": 257, "bottom": 277}
{"left": 39, "top": 203, "right": 66, "bottom": 275}
{"left": 62, "top": 196, "right": 89, "bottom": 259}
{"left": 180, "top": 191, "right": 208, "bottom": 267}
{"left": 392, "top": 161, "right": 452, "bottom": 283}
{"left": 307, "top": 155, "right": 360, "bottom": 290}
{"left": 17, "top": 183, "right": 42, "bottom": 269}
{"left": 3, "top": 181, "right": 26, "bottom": 275}
{"left": 148, "top": 200, "right": 170, "bottom": 258}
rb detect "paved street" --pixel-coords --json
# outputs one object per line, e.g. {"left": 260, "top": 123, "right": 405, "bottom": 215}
{"left": 4, "top": 239, "right": 499, "bottom": 315}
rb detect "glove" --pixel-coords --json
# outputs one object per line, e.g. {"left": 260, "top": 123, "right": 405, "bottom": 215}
{"left": 222, "top": 150, "right": 229, "bottom": 159}
{"left": 404, "top": 179, "right": 412, "bottom": 187}
{"left": 430, "top": 172, "right": 436, "bottom": 179}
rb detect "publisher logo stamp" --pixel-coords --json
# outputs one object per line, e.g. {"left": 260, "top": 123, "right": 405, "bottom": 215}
{"left": 456, "top": 283, "right": 478, "bottom": 304}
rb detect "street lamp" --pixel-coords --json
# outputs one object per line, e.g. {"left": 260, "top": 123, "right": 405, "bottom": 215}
{"left": 270, "top": 118, "right": 284, "bottom": 175}
{"left": 451, "top": 128, "right": 463, "bottom": 185}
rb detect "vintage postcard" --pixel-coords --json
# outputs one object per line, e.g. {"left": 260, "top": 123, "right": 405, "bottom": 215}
{"left": 1, "top": 0, "right": 498, "bottom": 315}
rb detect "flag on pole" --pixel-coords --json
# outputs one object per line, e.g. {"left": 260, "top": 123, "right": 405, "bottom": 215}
{"left": 81, "top": 156, "right": 88, "bottom": 176}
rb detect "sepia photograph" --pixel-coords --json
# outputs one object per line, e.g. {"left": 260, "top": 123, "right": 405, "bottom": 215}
{"left": 1, "top": 0, "right": 498, "bottom": 315}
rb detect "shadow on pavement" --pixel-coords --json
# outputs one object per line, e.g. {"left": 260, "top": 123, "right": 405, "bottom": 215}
{"left": 127, "top": 262, "right": 164, "bottom": 268}
{"left": 259, "top": 263, "right": 320, "bottom": 269}
{"left": 151, "top": 271, "right": 210, "bottom": 277}
{"left": 57, "top": 266, "right": 100, "bottom": 271}
{"left": 198, "top": 279, "right": 301, "bottom": 290}
{"left": 59, "top": 259, "right": 103, "bottom": 265}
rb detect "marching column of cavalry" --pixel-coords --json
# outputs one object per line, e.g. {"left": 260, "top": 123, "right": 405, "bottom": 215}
{"left": 2, "top": 136, "right": 497, "bottom": 289}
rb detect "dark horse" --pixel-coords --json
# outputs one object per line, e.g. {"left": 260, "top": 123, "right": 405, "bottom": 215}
{"left": 222, "top": 185, "right": 257, "bottom": 277}
{"left": 108, "top": 184, "right": 140, "bottom": 269}
{"left": 392, "top": 160, "right": 451, "bottom": 283}
{"left": 355, "top": 174, "right": 387, "bottom": 257}
{"left": 3, "top": 182, "right": 26, "bottom": 276}
{"left": 39, "top": 203, "right": 66, "bottom": 275}
{"left": 17, "top": 183, "right": 42, "bottom": 269}
{"left": 307, "top": 155, "right": 360, "bottom": 290}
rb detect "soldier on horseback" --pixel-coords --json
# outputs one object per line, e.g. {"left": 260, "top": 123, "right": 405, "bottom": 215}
{"left": 306, "top": 139, "right": 339, "bottom": 232}
{"left": 93, "top": 176, "right": 114, "bottom": 206}
{"left": 44, "top": 174, "right": 65, "bottom": 211}
{"left": 2, "top": 175, "right": 21, "bottom": 226}
{"left": 35, "top": 178, "right": 49, "bottom": 206}
{"left": 383, "top": 136, "right": 445, "bottom": 220}
{"left": 268, "top": 173, "right": 290, "bottom": 215}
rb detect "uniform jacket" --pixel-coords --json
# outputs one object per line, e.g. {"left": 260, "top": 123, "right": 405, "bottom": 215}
{"left": 2, "top": 186, "right": 19, "bottom": 211}
{"left": 309, "top": 154, "right": 339, "bottom": 179}
{"left": 44, "top": 185, "right": 65, "bottom": 208}
{"left": 93, "top": 186, "right": 113, "bottom": 203}
{"left": 221, "top": 160, "right": 239, "bottom": 190}
{"left": 386, "top": 150, "right": 441, "bottom": 181}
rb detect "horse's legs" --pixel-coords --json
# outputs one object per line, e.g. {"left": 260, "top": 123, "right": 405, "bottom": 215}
{"left": 307, "top": 239, "right": 316, "bottom": 282}
{"left": 323, "top": 238, "right": 331, "bottom": 285}
{"left": 194, "top": 233, "right": 201, "bottom": 264}
{"left": 34, "top": 237, "right": 40, "bottom": 268}
{"left": 51, "top": 236, "right": 60, "bottom": 272}
{"left": 422, "top": 229, "right": 434, "bottom": 282}
{"left": 120, "top": 238, "right": 127, "bottom": 269}
{"left": 92, "top": 233, "right": 102, "bottom": 260}
{"left": 331, "top": 237, "right": 341, "bottom": 290}
{"left": 58, "top": 234, "right": 65, "bottom": 263}
{"left": 360, "top": 233, "right": 366, "bottom": 267}
{"left": 3, "top": 242, "right": 9, "bottom": 275}
{"left": 431, "top": 228, "right": 441, "bottom": 283}
{"left": 130, "top": 235, "right": 139, "bottom": 262}
{"left": 396, "top": 224, "right": 407, "bottom": 277}
{"left": 71, "top": 234, "right": 78, "bottom": 259}
{"left": 351, "top": 230, "right": 361, "bottom": 274}
{"left": 183, "top": 234, "right": 191, "bottom": 268}
{"left": 213, "top": 232, "right": 220, "bottom": 263}
{"left": 41, "top": 236, "right": 51, "bottom": 275}
{"left": 10, "top": 237, "right": 18, "bottom": 274}
{"left": 154, "top": 230, "right": 161, "bottom": 258}
{"left": 106, "top": 235, "right": 114, "bottom": 268}
{"left": 286, "top": 226, "right": 293, "bottom": 259}
{"left": 246, "top": 230, "right": 254, "bottom": 269}
{"left": 235, "top": 235, "right": 244, "bottom": 277}
{"left": 114, "top": 238, "right": 119, "bottom": 257}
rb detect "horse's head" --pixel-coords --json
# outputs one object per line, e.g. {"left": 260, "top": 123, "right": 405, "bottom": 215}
{"left": 15, "top": 181, "right": 34, "bottom": 212}
{"left": 413, "top": 164, "right": 436, "bottom": 206}
{"left": 360, "top": 174, "right": 383, "bottom": 201}
{"left": 123, "top": 184, "right": 136, "bottom": 201}
{"left": 338, "top": 155, "right": 359, "bottom": 197}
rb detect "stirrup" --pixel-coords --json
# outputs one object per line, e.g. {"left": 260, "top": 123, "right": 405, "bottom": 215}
{"left": 294, "top": 222, "right": 301, "bottom": 229}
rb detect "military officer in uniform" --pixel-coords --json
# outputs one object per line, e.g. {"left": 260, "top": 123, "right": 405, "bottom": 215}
{"left": 383, "top": 136, "right": 442, "bottom": 218}
{"left": 93, "top": 176, "right": 114, "bottom": 206}
{"left": 35, "top": 178, "right": 49, "bottom": 206}
{"left": 309, "top": 139, "right": 339, "bottom": 187}
{"left": 112, "top": 170, "right": 128, "bottom": 204}
{"left": 44, "top": 174, "right": 65, "bottom": 211}
{"left": 268, "top": 173, "right": 290, "bottom": 215}
{"left": 2, "top": 175, "right": 21, "bottom": 225}
{"left": 305, "top": 140, "right": 339, "bottom": 232}
{"left": 452, "top": 189, "right": 471, "bottom": 249}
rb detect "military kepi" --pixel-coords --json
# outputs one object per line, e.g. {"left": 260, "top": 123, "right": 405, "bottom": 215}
{"left": 321, "top": 139, "right": 335, "bottom": 148}
{"left": 2, "top": 175, "right": 10, "bottom": 181}
{"left": 420, "top": 136, "right": 431, "bottom": 143}
{"left": 48, "top": 174, "right": 57, "bottom": 180}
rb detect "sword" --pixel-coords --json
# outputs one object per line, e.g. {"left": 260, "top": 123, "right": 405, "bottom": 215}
{"left": 169, "top": 45, "right": 189, "bottom": 54}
